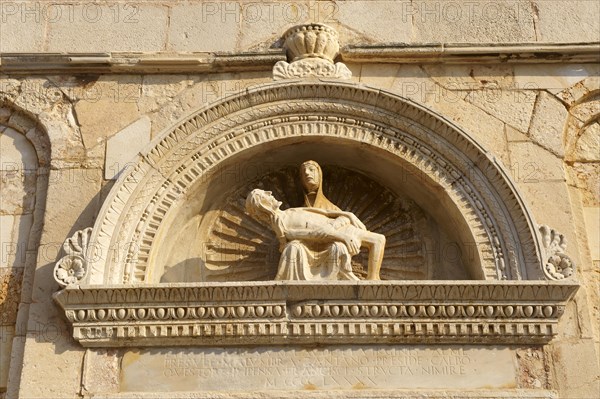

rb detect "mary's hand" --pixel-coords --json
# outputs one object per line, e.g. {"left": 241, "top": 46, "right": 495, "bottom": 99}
{"left": 332, "top": 216, "right": 350, "bottom": 230}
{"left": 347, "top": 213, "right": 367, "bottom": 230}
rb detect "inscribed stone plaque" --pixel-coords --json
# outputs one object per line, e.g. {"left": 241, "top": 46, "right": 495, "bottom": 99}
{"left": 120, "top": 345, "right": 517, "bottom": 392}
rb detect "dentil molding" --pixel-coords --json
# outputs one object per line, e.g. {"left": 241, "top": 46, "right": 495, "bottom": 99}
{"left": 53, "top": 281, "right": 578, "bottom": 347}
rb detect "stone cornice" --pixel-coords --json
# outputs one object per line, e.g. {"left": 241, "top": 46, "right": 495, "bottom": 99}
{"left": 342, "top": 42, "right": 600, "bottom": 64}
{"left": 85, "top": 389, "right": 558, "bottom": 399}
{"left": 0, "top": 50, "right": 286, "bottom": 75}
{"left": 53, "top": 281, "right": 578, "bottom": 347}
{"left": 1, "top": 43, "right": 598, "bottom": 74}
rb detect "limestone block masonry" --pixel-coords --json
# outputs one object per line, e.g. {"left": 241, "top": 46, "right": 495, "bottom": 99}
{"left": 0, "top": 7, "right": 598, "bottom": 398}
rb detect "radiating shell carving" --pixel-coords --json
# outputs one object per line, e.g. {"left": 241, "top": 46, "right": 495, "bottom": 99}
{"left": 199, "top": 167, "right": 432, "bottom": 282}
{"left": 539, "top": 225, "right": 575, "bottom": 280}
{"left": 54, "top": 227, "right": 93, "bottom": 287}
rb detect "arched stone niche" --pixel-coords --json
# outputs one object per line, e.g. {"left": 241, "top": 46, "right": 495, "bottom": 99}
{"left": 158, "top": 148, "right": 467, "bottom": 283}
{"left": 54, "top": 81, "right": 579, "bottom": 348}
{"left": 83, "top": 81, "right": 545, "bottom": 285}
{"left": 0, "top": 103, "right": 50, "bottom": 395}
{"left": 565, "top": 90, "right": 600, "bottom": 208}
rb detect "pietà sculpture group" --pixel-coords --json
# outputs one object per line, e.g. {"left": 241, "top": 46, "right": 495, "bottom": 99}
{"left": 246, "top": 161, "right": 385, "bottom": 281}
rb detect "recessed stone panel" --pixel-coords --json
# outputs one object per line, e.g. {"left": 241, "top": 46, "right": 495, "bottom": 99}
{"left": 120, "top": 345, "right": 516, "bottom": 392}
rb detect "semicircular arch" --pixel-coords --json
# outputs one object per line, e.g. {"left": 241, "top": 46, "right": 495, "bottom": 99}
{"left": 85, "top": 81, "right": 545, "bottom": 284}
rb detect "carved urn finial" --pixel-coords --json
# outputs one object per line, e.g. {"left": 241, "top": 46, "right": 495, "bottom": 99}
{"left": 283, "top": 23, "right": 340, "bottom": 63}
{"left": 273, "top": 23, "right": 351, "bottom": 80}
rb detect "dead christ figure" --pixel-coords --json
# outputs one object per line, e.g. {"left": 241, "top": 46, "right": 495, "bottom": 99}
{"left": 245, "top": 189, "right": 385, "bottom": 281}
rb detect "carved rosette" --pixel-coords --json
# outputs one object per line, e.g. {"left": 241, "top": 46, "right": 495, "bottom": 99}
{"left": 539, "top": 225, "right": 576, "bottom": 280}
{"left": 53, "top": 228, "right": 92, "bottom": 287}
{"left": 273, "top": 23, "right": 351, "bottom": 80}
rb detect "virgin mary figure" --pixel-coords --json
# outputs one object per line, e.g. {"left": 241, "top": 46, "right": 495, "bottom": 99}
{"left": 272, "top": 161, "right": 366, "bottom": 281}
{"left": 300, "top": 160, "right": 340, "bottom": 211}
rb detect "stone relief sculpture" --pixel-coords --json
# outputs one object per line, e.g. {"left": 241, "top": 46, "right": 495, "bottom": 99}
{"left": 245, "top": 188, "right": 386, "bottom": 281}
{"left": 282, "top": 160, "right": 358, "bottom": 280}
{"left": 539, "top": 225, "right": 575, "bottom": 280}
{"left": 48, "top": 23, "right": 581, "bottom": 357}
{"left": 197, "top": 166, "right": 436, "bottom": 282}
{"left": 53, "top": 227, "right": 92, "bottom": 287}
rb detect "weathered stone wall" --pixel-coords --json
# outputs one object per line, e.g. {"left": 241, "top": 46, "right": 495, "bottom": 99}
{"left": 2, "top": 0, "right": 600, "bottom": 52}
{"left": 0, "top": 1, "right": 598, "bottom": 398}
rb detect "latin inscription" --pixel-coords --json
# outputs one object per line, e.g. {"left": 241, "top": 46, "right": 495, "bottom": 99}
{"left": 121, "top": 346, "right": 516, "bottom": 392}
{"left": 162, "top": 348, "right": 469, "bottom": 379}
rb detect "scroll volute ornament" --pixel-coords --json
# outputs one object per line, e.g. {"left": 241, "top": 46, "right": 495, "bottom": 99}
{"left": 539, "top": 225, "right": 576, "bottom": 280}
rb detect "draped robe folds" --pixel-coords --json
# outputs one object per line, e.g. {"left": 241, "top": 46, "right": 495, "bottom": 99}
{"left": 274, "top": 162, "right": 359, "bottom": 281}
{"left": 275, "top": 239, "right": 357, "bottom": 280}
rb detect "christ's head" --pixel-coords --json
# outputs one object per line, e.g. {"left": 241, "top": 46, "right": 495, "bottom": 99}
{"left": 245, "top": 189, "right": 282, "bottom": 223}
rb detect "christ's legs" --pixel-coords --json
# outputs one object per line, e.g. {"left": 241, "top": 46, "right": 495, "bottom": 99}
{"left": 351, "top": 229, "right": 386, "bottom": 280}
